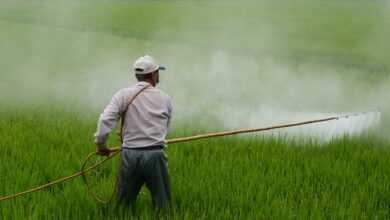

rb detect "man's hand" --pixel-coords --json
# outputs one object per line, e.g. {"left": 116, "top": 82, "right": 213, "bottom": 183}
{"left": 96, "top": 147, "right": 112, "bottom": 157}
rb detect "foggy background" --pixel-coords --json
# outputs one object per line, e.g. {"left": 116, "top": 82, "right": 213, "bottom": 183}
{"left": 0, "top": 0, "right": 388, "bottom": 140}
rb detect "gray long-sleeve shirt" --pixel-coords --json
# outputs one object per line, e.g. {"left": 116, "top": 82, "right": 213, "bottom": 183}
{"left": 94, "top": 82, "right": 172, "bottom": 148}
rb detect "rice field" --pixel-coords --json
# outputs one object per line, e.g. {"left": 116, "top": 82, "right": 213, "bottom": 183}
{"left": 1, "top": 1, "right": 389, "bottom": 219}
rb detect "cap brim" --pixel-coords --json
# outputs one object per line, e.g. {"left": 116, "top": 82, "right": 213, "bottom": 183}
{"left": 158, "top": 66, "right": 166, "bottom": 71}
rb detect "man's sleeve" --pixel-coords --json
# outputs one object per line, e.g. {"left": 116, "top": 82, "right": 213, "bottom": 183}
{"left": 94, "top": 91, "right": 124, "bottom": 147}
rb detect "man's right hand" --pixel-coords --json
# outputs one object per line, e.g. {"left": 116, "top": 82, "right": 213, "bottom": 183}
{"left": 96, "top": 147, "right": 112, "bottom": 157}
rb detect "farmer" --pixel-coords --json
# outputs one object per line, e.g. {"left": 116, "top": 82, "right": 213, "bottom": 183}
{"left": 94, "top": 55, "right": 173, "bottom": 213}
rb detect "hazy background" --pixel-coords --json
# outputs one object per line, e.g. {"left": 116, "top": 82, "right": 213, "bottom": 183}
{"left": 0, "top": 0, "right": 389, "bottom": 139}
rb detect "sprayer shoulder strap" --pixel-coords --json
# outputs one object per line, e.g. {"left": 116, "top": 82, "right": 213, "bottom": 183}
{"left": 119, "top": 84, "right": 151, "bottom": 141}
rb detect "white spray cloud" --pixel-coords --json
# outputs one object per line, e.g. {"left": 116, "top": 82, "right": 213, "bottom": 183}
{"left": 0, "top": 1, "right": 388, "bottom": 141}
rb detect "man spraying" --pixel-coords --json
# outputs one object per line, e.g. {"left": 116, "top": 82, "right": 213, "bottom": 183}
{"left": 94, "top": 55, "right": 173, "bottom": 213}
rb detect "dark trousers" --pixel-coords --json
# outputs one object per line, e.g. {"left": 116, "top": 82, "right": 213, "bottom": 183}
{"left": 117, "top": 148, "right": 171, "bottom": 213}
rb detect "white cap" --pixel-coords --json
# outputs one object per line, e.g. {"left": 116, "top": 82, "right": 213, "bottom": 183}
{"left": 133, "top": 55, "right": 166, "bottom": 75}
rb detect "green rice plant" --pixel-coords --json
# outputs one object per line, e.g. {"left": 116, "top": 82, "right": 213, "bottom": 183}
{"left": 0, "top": 107, "right": 389, "bottom": 219}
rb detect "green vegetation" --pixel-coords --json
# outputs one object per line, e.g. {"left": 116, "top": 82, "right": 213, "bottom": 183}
{"left": 1, "top": 108, "right": 389, "bottom": 219}
{"left": 0, "top": 0, "right": 389, "bottom": 219}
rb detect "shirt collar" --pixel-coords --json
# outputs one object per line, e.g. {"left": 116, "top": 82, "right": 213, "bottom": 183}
{"left": 135, "top": 81, "right": 151, "bottom": 87}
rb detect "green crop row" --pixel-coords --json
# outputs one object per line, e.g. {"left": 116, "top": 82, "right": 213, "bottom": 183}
{"left": 0, "top": 107, "right": 389, "bottom": 219}
{"left": 1, "top": 0, "right": 389, "bottom": 68}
